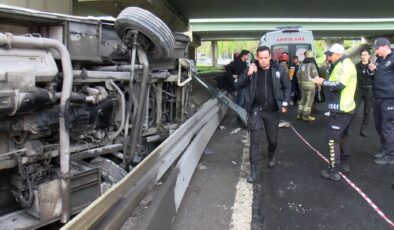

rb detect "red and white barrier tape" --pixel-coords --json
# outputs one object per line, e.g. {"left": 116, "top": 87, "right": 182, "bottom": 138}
{"left": 290, "top": 125, "right": 394, "bottom": 228}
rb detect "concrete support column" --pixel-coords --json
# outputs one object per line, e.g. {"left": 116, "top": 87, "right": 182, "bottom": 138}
{"left": 185, "top": 30, "right": 201, "bottom": 61}
{"left": 188, "top": 46, "right": 196, "bottom": 61}
{"left": 211, "top": 41, "right": 218, "bottom": 67}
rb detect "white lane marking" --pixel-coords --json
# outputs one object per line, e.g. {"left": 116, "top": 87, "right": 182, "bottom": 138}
{"left": 230, "top": 132, "right": 253, "bottom": 230}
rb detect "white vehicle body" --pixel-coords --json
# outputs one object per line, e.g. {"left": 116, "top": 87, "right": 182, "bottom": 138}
{"left": 259, "top": 28, "right": 315, "bottom": 63}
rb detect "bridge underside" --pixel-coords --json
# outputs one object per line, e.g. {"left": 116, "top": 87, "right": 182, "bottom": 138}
{"left": 194, "top": 31, "right": 390, "bottom": 41}
{"left": 166, "top": 0, "right": 394, "bottom": 19}
{"left": 75, "top": 0, "right": 394, "bottom": 41}
{"left": 190, "top": 18, "right": 394, "bottom": 40}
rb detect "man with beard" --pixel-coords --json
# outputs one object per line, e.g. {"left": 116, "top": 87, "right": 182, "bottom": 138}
{"left": 235, "top": 46, "right": 291, "bottom": 183}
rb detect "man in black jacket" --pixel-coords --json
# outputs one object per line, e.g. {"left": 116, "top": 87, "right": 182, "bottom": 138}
{"left": 235, "top": 46, "right": 291, "bottom": 183}
{"left": 369, "top": 38, "right": 394, "bottom": 166}
{"left": 226, "top": 50, "right": 250, "bottom": 107}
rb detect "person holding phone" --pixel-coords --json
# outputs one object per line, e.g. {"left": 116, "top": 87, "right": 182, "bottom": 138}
{"left": 368, "top": 38, "right": 394, "bottom": 166}
{"left": 234, "top": 46, "right": 291, "bottom": 183}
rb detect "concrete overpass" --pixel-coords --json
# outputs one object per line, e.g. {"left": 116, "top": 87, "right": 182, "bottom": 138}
{"left": 71, "top": 0, "right": 394, "bottom": 66}
{"left": 3, "top": 0, "right": 394, "bottom": 41}
{"left": 189, "top": 18, "right": 394, "bottom": 40}
{"left": 72, "top": 0, "right": 394, "bottom": 41}
{"left": 166, "top": 0, "right": 394, "bottom": 19}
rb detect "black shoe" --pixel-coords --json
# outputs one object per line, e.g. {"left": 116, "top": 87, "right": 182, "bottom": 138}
{"left": 267, "top": 156, "right": 276, "bottom": 168}
{"left": 373, "top": 152, "right": 386, "bottom": 159}
{"left": 340, "top": 163, "right": 350, "bottom": 174}
{"left": 360, "top": 130, "right": 367, "bottom": 137}
{"left": 373, "top": 155, "right": 394, "bottom": 165}
{"left": 247, "top": 175, "right": 256, "bottom": 183}
{"left": 320, "top": 167, "right": 341, "bottom": 181}
{"left": 247, "top": 165, "right": 256, "bottom": 183}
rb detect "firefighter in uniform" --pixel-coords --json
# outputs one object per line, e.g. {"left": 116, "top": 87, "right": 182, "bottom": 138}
{"left": 235, "top": 46, "right": 291, "bottom": 183}
{"left": 296, "top": 50, "right": 319, "bottom": 121}
{"left": 312, "top": 43, "right": 357, "bottom": 181}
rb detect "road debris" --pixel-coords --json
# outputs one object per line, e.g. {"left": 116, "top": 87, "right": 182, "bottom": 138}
{"left": 231, "top": 128, "right": 241, "bottom": 134}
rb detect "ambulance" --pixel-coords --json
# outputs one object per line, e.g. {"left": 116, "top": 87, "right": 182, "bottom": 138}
{"left": 259, "top": 26, "right": 315, "bottom": 63}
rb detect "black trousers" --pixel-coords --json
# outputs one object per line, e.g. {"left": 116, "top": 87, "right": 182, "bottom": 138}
{"left": 291, "top": 77, "right": 301, "bottom": 104}
{"left": 354, "top": 87, "right": 373, "bottom": 130}
{"left": 374, "top": 98, "right": 394, "bottom": 156}
{"left": 326, "top": 112, "right": 353, "bottom": 167}
{"left": 248, "top": 109, "right": 279, "bottom": 166}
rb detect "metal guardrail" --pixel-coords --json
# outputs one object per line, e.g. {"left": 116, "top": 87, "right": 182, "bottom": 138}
{"left": 62, "top": 97, "right": 227, "bottom": 229}
{"left": 192, "top": 73, "right": 247, "bottom": 125}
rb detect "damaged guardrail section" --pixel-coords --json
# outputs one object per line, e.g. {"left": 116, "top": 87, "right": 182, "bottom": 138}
{"left": 62, "top": 97, "right": 227, "bottom": 229}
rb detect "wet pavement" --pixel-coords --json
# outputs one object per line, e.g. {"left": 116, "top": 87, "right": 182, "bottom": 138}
{"left": 173, "top": 97, "right": 394, "bottom": 230}
{"left": 255, "top": 102, "right": 394, "bottom": 230}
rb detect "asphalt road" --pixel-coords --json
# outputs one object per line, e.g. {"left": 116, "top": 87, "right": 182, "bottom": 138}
{"left": 257, "top": 102, "right": 393, "bottom": 230}
{"left": 172, "top": 72, "right": 247, "bottom": 230}
{"left": 172, "top": 88, "right": 394, "bottom": 230}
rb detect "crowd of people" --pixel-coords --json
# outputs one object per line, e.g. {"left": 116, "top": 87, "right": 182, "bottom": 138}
{"left": 221, "top": 38, "right": 394, "bottom": 187}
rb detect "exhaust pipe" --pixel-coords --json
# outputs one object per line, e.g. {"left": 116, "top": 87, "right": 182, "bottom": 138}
{"left": 0, "top": 33, "right": 73, "bottom": 223}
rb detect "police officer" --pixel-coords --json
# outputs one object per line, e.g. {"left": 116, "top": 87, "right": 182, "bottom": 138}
{"left": 235, "top": 46, "right": 291, "bottom": 183}
{"left": 312, "top": 43, "right": 357, "bottom": 181}
{"left": 354, "top": 49, "right": 375, "bottom": 137}
{"left": 368, "top": 38, "right": 394, "bottom": 165}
